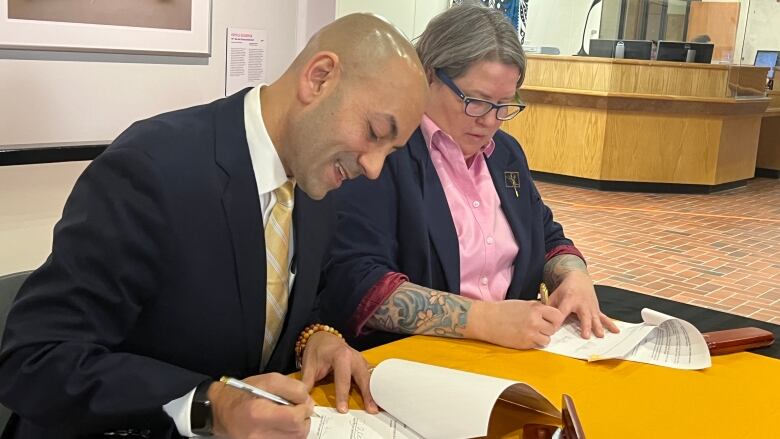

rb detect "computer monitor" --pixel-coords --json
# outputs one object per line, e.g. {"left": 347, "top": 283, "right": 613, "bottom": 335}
{"left": 588, "top": 39, "right": 653, "bottom": 60}
{"left": 754, "top": 50, "right": 779, "bottom": 81}
{"left": 656, "top": 41, "right": 714, "bottom": 64}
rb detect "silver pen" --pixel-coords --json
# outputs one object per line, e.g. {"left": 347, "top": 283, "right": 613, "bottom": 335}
{"left": 219, "top": 376, "right": 320, "bottom": 417}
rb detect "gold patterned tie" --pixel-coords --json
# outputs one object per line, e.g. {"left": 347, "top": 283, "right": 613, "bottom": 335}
{"left": 260, "top": 180, "right": 295, "bottom": 369}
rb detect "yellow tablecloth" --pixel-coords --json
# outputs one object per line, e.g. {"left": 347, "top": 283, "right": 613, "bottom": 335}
{"left": 310, "top": 336, "right": 780, "bottom": 438}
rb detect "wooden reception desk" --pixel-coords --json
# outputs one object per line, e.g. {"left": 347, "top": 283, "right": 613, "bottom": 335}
{"left": 503, "top": 55, "right": 771, "bottom": 192}
{"left": 756, "top": 87, "right": 780, "bottom": 177}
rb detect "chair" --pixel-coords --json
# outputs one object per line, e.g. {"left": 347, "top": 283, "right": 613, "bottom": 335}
{"left": 0, "top": 271, "right": 31, "bottom": 437}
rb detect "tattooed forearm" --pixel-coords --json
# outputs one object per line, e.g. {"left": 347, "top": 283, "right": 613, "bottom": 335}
{"left": 543, "top": 254, "right": 588, "bottom": 290}
{"left": 366, "top": 282, "right": 471, "bottom": 338}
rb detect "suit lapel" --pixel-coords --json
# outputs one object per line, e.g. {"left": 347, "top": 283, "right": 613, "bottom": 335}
{"left": 288, "top": 190, "right": 331, "bottom": 316}
{"left": 486, "top": 141, "right": 532, "bottom": 299}
{"left": 408, "top": 130, "right": 460, "bottom": 293}
{"left": 214, "top": 88, "right": 266, "bottom": 373}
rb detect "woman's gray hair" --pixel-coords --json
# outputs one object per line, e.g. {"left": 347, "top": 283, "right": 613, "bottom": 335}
{"left": 415, "top": 4, "right": 526, "bottom": 86}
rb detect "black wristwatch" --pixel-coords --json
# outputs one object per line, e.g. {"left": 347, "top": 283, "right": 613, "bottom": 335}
{"left": 191, "top": 379, "right": 214, "bottom": 436}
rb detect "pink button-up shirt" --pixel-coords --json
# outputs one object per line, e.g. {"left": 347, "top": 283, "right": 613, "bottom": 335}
{"left": 421, "top": 115, "right": 519, "bottom": 301}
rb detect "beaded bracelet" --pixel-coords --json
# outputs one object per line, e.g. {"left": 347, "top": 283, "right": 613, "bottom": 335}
{"left": 295, "top": 323, "right": 343, "bottom": 368}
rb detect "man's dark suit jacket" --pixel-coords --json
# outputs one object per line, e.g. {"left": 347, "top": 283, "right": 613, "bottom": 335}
{"left": 0, "top": 89, "right": 333, "bottom": 438}
{"left": 320, "top": 128, "right": 574, "bottom": 350}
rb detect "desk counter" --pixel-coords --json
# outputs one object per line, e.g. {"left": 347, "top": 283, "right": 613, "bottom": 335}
{"left": 756, "top": 89, "right": 780, "bottom": 177}
{"left": 504, "top": 55, "right": 770, "bottom": 192}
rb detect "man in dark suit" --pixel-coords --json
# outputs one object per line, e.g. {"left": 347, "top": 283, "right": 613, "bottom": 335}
{"left": 0, "top": 13, "right": 427, "bottom": 439}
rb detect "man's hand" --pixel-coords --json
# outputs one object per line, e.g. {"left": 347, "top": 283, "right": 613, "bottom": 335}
{"left": 548, "top": 270, "right": 619, "bottom": 339}
{"left": 467, "top": 300, "right": 565, "bottom": 349}
{"left": 209, "top": 373, "right": 313, "bottom": 439}
{"left": 299, "top": 331, "right": 378, "bottom": 414}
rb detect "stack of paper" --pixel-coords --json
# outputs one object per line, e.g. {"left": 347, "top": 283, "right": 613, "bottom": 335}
{"left": 541, "top": 308, "right": 712, "bottom": 369}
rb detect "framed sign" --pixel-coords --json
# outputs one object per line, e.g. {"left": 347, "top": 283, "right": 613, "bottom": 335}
{"left": 0, "top": 0, "right": 211, "bottom": 56}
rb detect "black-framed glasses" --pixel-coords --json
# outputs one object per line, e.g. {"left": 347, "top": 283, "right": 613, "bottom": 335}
{"left": 435, "top": 69, "right": 526, "bottom": 121}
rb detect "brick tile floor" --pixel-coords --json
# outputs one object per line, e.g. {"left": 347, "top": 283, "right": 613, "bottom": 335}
{"left": 536, "top": 177, "right": 780, "bottom": 325}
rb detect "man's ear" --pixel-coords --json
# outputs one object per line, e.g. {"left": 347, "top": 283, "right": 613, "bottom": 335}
{"left": 426, "top": 68, "right": 437, "bottom": 86}
{"left": 298, "top": 51, "right": 340, "bottom": 105}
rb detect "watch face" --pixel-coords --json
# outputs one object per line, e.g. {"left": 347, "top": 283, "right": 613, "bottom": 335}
{"left": 191, "top": 400, "right": 210, "bottom": 429}
{"left": 191, "top": 382, "right": 214, "bottom": 435}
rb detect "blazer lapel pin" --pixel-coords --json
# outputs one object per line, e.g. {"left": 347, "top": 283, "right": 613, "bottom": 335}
{"left": 504, "top": 171, "right": 520, "bottom": 198}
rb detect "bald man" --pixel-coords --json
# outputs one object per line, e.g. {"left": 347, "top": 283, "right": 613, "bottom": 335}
{"left": 0, "top": 14, "right": 427, "bottom": 439}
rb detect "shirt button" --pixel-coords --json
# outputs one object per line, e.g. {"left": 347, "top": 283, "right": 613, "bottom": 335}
{"left": 486, "top": 236, "right": 494, "bottom": 245}
{"left": 480, "top": 276, "right": 488, "bottom": 286}
{"left": 472, "top": 200, "right": 480, "bottom": 208}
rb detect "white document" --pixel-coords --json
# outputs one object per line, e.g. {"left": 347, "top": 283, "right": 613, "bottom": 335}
{"left": 225, "top": 28, "right": 267, "bottom": 96}
{"left": 308, "top": 359, "right": 560, "bottom": 439}
{"left": 541, "top": 308, "right": 712, "bottom": 370}
{"left": 308, "top": 407, "right": 423, "bottom": 439}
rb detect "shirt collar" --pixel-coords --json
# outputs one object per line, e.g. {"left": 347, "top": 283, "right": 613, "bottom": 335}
{"left": 420, "top": 113, "right": 496, "bottom": 158}
{"left": 244, "top": 85, "right": 289, "bottom": 195}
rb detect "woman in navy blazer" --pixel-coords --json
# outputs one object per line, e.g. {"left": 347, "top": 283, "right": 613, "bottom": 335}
{"left": 320, "top": 5, "right": 618, "bottom": 351}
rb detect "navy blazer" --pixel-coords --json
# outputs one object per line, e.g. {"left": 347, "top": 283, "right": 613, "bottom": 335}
{"left": 0, "top": 89, "right": 333, "bottom": 438}
{"left": 320, "top": 128, "right": 573, "bottom": 349}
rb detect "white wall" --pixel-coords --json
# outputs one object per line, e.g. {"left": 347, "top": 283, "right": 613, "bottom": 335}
{"left": 335, "top": 0, "right": 603, "bottom": 54}
{"left": 0, "top": 1, "right": 300, "bottom": 146}
{"left": 296, "top": 0, "right": 337, "bottom": 53}
{"left": 741, "top": 0, "right": 780, "bottom": 63}
{"left": 413, "top": 0, "right": 450, "bottom": 40}
{"left": 525, "top": 0, "right": 601, "bottom": 55}
{"left": 0, "top": 1, "right": 302, "bottom": 275}
{"left": 0, "top": 162, "right": 89, "bottom": 275}
{"left": 336, "top": 0, "right": 448, "bottom": 40}
{"left": 336, "top": 0, "right": 602, "bottom": 57}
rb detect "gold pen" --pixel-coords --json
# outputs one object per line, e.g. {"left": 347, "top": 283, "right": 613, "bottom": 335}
{"left": 539, "top": 283, "right": 549, "bottom": 305}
